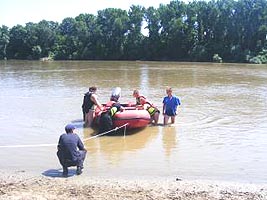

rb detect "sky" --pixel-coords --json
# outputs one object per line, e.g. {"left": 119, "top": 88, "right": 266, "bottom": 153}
{"left": 0, "top": 0, "right": 174, "bottom": 28}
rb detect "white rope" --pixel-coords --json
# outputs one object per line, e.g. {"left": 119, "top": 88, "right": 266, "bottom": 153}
{"left": 83, "top": 123, "right": 128, "bottom": 141}
{"left": 0, "top": 143, "right": 58, "bottom": 148}
{"left": 0, "top": 123, "right": 128, "bottom": 148}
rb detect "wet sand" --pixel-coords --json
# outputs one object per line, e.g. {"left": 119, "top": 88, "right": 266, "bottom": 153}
{"left": 1, "top": 170, "right": 266, "bottom": 200}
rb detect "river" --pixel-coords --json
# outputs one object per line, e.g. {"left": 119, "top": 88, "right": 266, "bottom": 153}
{"left": 0, "top": 60, "right": 266, "bottom": 183}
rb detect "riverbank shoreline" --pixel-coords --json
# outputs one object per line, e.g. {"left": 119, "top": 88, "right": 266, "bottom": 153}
{"left": 1, "top": 171, "right": 266, "bottom": 200}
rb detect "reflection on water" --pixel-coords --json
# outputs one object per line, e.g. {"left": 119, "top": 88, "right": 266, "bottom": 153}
{"left": 162, "top": 126, "right": 178, "bottom": 158}
{"left": 0, "top": 60, "right": 267, "bottom": 183}
{"left": 84, "top": 127, "right": 158, "bottom": 166}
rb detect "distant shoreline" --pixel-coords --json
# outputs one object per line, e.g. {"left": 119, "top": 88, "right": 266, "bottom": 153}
{"left": 1, "top": 170, "right": 266, "bottom": 200}
{"left": 1, "top": 59, "right": 262, "bottom": 65}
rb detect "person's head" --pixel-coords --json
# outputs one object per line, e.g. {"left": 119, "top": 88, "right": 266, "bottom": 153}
{"left": 89, "top": 86, "right": 97, "bottom": 93}
{"left": 166, "top": 87, "right": 173, "bottom": 96}
{"left": 110, "top": 87, "right": 121, "bottom": 102}
{"left": 110, "top": 96, "right": 119, "bottom": 102}
{"left": 132, "top": 89, "right": 140, "bottom": 98}
{"left": 65, "top": 124, "right": 75, "bottom": 133}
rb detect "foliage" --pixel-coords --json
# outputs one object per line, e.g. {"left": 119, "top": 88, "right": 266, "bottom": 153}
{"left": 1, "top": 0, "right": 267, "bottom": 63}
{"left": 212, "top": 54, "right": 222, "bottom": 63}
{"left": 249, "top": 49, "right": 267, "bottom": 64}
{"left": 0, "top": 25, "right": 9, "bottom": 59}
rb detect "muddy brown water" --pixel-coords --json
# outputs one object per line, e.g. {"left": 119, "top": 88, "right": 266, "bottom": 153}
{"left": 0, "top": 60, "right": 266, "bottom": 183}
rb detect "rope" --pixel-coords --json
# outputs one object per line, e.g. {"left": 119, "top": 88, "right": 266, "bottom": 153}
{"left": 0, "top": 123, "right": 128, "bottom": 148}
{"left": 83, "top": 123, "right": 128, "bottom": 141}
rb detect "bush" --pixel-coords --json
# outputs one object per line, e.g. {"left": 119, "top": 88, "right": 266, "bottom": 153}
{"left": 212, "top": 54, "right": 222, "bottom": 63}
{"left": 249, "top": 56, "right": 262, "bottom": 64}
{"left": 249, "top": 49, "right": 267, "bottom": 64}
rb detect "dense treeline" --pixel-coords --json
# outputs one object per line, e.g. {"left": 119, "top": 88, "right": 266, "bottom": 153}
{"left": 1, "top": 0, "right": 267, "bottom": 63}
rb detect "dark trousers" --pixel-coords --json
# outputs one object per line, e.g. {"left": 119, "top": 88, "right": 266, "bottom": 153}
{"left": 99, "top": 112, "right": 113, "bottom": 133}
{"left": 77, "top": 150, "right": 86, "bottom": 168}
{"left": 82, "top": 109, "right": 86, "bottom": 121}
{"left": 57, "top": 150, "right": 87, "bottom": 168}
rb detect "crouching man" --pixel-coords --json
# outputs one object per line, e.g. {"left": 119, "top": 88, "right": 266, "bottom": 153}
{"left": 57, "top": 124, "right": 87, "bottom": 177}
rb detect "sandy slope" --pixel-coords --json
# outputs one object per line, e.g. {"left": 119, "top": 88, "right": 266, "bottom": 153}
{"left": 1, "top": 171, "right": 267, "bottom": 200}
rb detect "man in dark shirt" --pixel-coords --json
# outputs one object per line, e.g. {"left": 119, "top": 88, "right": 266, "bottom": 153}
{"left": 57, "top": 124, "right": 87, "bottom": 177}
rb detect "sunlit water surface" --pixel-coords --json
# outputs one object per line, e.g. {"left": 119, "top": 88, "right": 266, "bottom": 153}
{"left": 0, "top": 60, "right": 267, "bottom": 183}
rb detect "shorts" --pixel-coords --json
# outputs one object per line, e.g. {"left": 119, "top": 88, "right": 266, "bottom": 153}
{"left": 165, "top": 109, "right": 176, "bottom": 116}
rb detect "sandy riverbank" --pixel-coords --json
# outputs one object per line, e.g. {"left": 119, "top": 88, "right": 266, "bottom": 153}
{"left": 0, "top": 171, "right": 267, "bottom": 200}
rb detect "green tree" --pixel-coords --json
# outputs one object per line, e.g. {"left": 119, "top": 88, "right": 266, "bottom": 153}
{"left": 124, "top": 5, "right": 145, "bottom": 60}
{"left": 35, "top": 20, "right": 58, "bottom": 58}
{"left": 96, "top": 8, "right": 129, "bottom": 59}
{"left": 158, "top": 0, "right": 189, "bottom": 60}
{"left": 231, "top": 0, "right": 267, "bottom": 61}
{"left": 74, "top": 14, "right": 97, "bottom": 59}
{"left": 3, "top": 0, "right": 267, "bottom": 63}
{"left": 0, "top": 25, "right": 10, "bottom": 59}
{"left": 143, "top": 6, "right": 162, "bottom": 60}
{"left": 54, "top": 17, "right": 78, "bottom": 59}
{"left": 32, "top": 45, "right": 42, "bottom": 59}
{"left": 7, "top": 25, "right": 30, "bottom": 59}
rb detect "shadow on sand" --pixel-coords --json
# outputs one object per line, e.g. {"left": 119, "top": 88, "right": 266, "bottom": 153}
{"left": 42, "top": 168, "right": 77, "bottom": 178}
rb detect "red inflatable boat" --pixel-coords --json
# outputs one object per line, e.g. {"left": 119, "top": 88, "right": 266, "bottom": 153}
{"left": 94, "top": 105, "right": 151, "bottom": 130}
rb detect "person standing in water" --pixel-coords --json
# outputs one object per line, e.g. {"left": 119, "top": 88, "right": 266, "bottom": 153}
{"left": 132, "top": 89, "right": 146, "bottom": 107}
{"left": 133, "top": 89, "right": 160, "bottom": 125}
{"left": 162, "top": 87, "right": 181, "bottom": 125}
{"left": 82, "top": 86, "right": 103, "bottom": 127}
